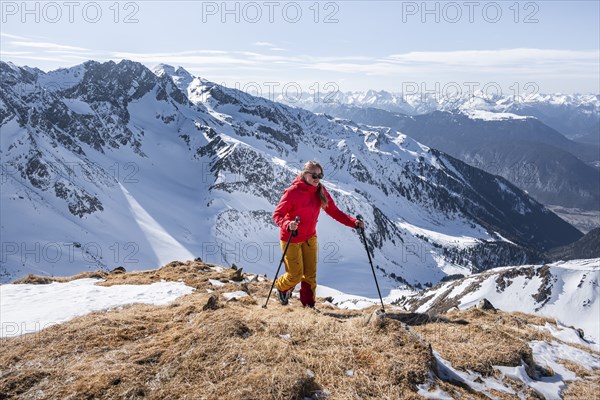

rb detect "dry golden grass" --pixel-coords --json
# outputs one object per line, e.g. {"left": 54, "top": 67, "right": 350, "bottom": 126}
{"left": 563, "top": 378, "right": 600, "bottom": 400}
{"left": 13, "top": 270, "right": 109, "bottom": 284}
{"left": 412, "top": 308, "right": 557, "bottom": 377}
{"left": 412, "top": 308, "right": 600, "bottom": 399}
{"left": 1, "top": 262, "right": 433, "bottom": 399}
{"left": 2, "top": 261, "right": 598, "bottom": 400}
{"left": 559, "top": 358, "right": 600, "bottom": 400}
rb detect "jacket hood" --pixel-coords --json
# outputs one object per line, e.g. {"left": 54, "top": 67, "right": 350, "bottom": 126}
{"left": 292, "top": 175, "right": 319, "bottom": 193}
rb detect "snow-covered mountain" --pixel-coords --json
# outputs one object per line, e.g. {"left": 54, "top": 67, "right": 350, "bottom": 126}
{"left": 298, "top": 105, "right": 600, "bottom": 214}
{"left": 281, "top": 90, "right": 600, "bottom": 144}
{"left": 403, "top": 258, "right": 599, "bottom": 345}
{"left": 0, "top": 60, "right": 582, "bottom": 295}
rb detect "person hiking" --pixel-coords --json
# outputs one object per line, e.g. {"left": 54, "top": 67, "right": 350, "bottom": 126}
{"left": 272, "top": 161, "right": 365, "bottom": 308}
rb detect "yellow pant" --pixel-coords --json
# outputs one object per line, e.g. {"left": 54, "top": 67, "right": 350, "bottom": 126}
{"left": 275, "top": 235, "right": 318, "bottom": 306}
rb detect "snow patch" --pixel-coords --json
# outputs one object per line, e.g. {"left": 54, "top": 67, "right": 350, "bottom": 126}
{"left": 463, "top": 109, "right": 531, "bottom": 121}
{"left": 222, "top": 291, "right": 248, "bottom": 301}
{"left": 0, "top": 278, "right": 194, "bottom": 338}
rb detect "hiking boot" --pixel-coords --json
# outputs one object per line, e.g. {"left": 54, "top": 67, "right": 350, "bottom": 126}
{"left": 305, "top": 304, "right": 320, "bottom": 314}
{"left": 277, "top": 289, "right": 291, "bottom": 305}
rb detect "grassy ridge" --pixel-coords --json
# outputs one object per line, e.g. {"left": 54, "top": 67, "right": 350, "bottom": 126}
{"left": 1, "top": 261, "right": 598, "bottom": 399}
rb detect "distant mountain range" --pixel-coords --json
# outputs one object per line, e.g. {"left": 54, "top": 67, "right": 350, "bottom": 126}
{"left": 284, "top": 102, "right": 600, "bottom": 214}
{"left": 0, "top": 60, "right": 583, "bottom": 293}
{"left": 280, "top": 90, "right": 600, "bottom": 144}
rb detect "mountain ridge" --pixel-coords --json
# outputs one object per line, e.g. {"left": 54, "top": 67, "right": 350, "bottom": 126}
{"left": 0, "top": 60, "right": 583, "bottom": 293}
{"left": 546, "top": 228, "right": 600, "bottom": 262}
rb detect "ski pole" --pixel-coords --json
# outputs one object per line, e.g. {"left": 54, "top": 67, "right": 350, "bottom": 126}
{"left": 263, "top": 216, "right": 299, "bottom": 308}
{"left": 356, "top": 215, "right": 385, "bottom": 313}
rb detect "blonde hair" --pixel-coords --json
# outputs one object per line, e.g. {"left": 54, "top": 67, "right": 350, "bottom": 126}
{"left": 301, "top": 160, "right": 328, "bottom": 209}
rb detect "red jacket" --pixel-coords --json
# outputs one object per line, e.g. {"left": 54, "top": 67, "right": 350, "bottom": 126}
{"left": 273, "top": 176, "right": 357, "bottom": 242}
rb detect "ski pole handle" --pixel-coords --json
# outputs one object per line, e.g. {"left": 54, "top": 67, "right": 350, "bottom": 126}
{"left": 356, "top": 214, "right": 364, "bottom": 232}
{"left": 291, "top": 216, "right": 300, "bottom": 237}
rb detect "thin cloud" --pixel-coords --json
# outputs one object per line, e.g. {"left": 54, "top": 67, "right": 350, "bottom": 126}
{"left": 1, "top": 54, "right": 78, "bottom": 63}
{"left": 302, "top": 48, "right": 599, "bottom": 77}
{"left": 0, "top": 51, "right": 34, "bottom": 56}
{"left": 253, "top": 42, "right": 276, "bottom": 47}
{"left": 10, "top": 41, "right": 88, "bottom": 52}
{"left": 0, "top": 32, "right": 30, "bottom": 40}
{"left": 383, "top": 48, "right": 599, "bottom": 66}
{"left": 109, "top": 50, "right": 371, "bottom": 67}
{"left": 252, "top": 42, "right": 287, "bottom": 52}
{"left": 111, "top": 52, "right": 258, "bottom": 66}
{"left": 2, "top": 42, "right": 597, "bottom": 93}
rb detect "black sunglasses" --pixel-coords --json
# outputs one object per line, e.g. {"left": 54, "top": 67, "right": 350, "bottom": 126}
{"left": 307, "top": 172, "right": 324, "bottom": 179}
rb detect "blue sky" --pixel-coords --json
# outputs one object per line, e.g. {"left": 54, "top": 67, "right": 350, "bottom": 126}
{"left": 1, "top": 1, "right": 599, "bottom": 94}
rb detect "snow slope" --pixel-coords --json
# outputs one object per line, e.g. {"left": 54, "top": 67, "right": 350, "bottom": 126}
{"left": 0, "top": 278, "right": 194, "bottom": 338}
{"left": 407, "top": 258, "right": 600, "bottom": 345}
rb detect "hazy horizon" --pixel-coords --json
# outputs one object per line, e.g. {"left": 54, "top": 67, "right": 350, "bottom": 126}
{"left": 1, "top": 1, "right": 598, "bottom": 95}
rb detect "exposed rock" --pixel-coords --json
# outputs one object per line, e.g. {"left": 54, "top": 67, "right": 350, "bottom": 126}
{"left": 355, "top": 309, "right": 386, "bottom": 328}
{"left": 203, "top": 295, "right": 220, "bottom": 311}
{"left": 229, "top": 268, "right": 244, "bottom": 282}
{"left": 477, "top": 298, "right": 496, "bottom": 311}
{"left": 532, "top": 265, "right": 555, "bottom": 310}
